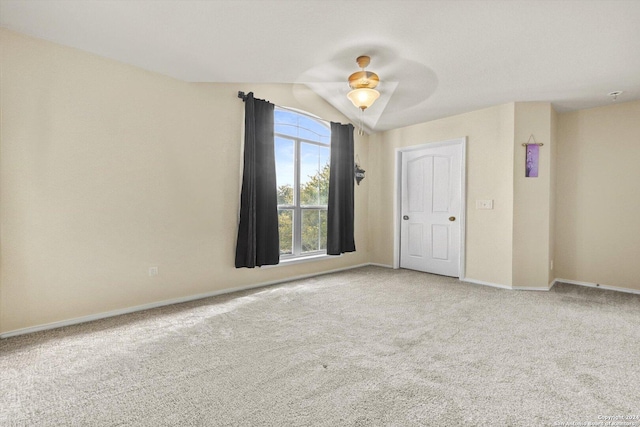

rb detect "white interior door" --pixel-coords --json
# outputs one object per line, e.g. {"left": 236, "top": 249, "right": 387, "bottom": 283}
{"left": 400, "top": 142, "right": 463, "bottom": 277}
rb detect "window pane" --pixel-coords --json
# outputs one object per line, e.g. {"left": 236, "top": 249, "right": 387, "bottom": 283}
{"left": 297, "top": 115, "right": 330, "bottom": 144}
{"left": 275, "top": 123, "right": 297, "bottom": 138}
{"left": 274, "top": 110, "right": 298, "bottom": 138}
{"left": 275, "top": 109, "right": 330, "bottom": 144}
{"left": 275, "top": 137, "right": 294, "bottom": 205}
{"left": 301, "top": 209, "right": 327, "bottom": 253}
{"left": 278, "top": 209, "right": 293, "bottom": 255}
{"left": 319, "top": 209, "right": 327, "bottom": 251}
{"left": 300, "top": 143, "right": 330, "bottom": 206}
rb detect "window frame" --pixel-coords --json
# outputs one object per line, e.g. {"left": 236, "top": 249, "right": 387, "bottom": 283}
{"left": 274, "top": 107, "right": 331, "bottom": 261}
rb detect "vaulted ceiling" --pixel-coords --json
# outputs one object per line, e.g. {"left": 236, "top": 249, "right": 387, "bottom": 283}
{"left": 2, "top": 0, "right": 639, "bottom": 133}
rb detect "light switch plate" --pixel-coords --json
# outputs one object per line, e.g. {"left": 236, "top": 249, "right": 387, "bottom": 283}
{"left": 476, "top": 200, "right": 494, "bottom": 210}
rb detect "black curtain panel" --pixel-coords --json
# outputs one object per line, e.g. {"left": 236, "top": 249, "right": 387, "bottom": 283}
{"left": 327, "top": 122, "right": 356, "bottom": 255}
{"left": 235, "top": 93, "right": 280, "bottom": 268}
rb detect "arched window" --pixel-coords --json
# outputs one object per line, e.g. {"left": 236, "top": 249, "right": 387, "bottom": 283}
{"left": 274, "top": 108, "right": 330, "bottom": 259}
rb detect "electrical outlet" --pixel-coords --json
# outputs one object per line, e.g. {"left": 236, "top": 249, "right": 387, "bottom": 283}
{"left": 476, "top": 200, "right": 494, "bottom": 210}
{"left": 550, "top": 260, "right": 554, "bottom": 270}
{"left": 149, "top": 266, "right": 159, "bottom": 277}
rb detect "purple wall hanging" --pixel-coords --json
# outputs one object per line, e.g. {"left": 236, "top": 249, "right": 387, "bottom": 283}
{"left": 525, "top": 144, "right": 539, "bottom": 178}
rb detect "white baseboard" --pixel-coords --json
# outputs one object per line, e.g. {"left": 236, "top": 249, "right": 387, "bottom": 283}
{"left": 462, "top": 278, "right": 512, "bottom": 290}
{"left": 553, "top": 278, "right": 640, "bottom": 296}
{"left": 368, "top": 263, "right": 394, "bottom": 269}
{"left": 512, "top": 281, "right": 555, "bottom": 291}
{"left": 512, "top": 286, "right": 551, "bottom": 291}
{"left": 0, "top": 262, "right": 373, "bottom": 339}
{"left": 463, "top": 279, "right": 552, "bottom": 291}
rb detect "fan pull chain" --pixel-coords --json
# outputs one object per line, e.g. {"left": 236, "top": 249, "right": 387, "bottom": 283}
{"left": 358, "top": 109, "right": 365, "bottom": 136}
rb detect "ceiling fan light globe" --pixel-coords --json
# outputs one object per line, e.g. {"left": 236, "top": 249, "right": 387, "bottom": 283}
{"left": 347, "top": 88, "right": 380, "bottom": 110}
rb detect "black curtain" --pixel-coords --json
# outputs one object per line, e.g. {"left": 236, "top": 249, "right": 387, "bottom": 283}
{"left": 327, "top": 122, "right": 356, "bottom": 255}
{"left": 235, "top": 93, "right": 280, "bottom": 268}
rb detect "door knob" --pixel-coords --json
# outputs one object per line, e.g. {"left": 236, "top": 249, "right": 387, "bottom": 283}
{"left": 449, "top": 216, "right": 456, "bottom": 221}
{"left": 403, "top": 215, "right": 409, "bottom": 220}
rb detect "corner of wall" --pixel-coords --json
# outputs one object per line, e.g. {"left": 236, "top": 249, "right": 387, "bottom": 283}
{"left": 366, "top": 131, "right": 393, "bottom": 266}
{"left": 512, "top": 102, "right": 554, "bottom": 288}
{"left": 549, "top": 107, "right": 558, "bottom": 284}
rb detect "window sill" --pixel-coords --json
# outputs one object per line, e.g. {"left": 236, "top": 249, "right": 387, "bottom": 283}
{"left": 265, "top": 253, "right": 341, "bottom": 268}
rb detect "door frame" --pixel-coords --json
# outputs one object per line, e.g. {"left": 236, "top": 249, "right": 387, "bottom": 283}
{"left": 393, "top": 137, "right": 467, "bottom": 279}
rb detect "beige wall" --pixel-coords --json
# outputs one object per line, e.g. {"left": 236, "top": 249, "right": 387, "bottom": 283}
{"left": 368, "top": 103, "right": 516, "bottom": 286}
{"left": 512, "top": 103, "right": 554, "bottom": 288}
{"left": 555, "top": 100, "right": 640, "bottom": 291}
{"left": 0, "top": 30, "right": 369, "bottom": 334}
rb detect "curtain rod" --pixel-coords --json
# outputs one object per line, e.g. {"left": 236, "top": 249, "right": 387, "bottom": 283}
{"left": 237, "top": 91, "right": 330, "bottom": 126}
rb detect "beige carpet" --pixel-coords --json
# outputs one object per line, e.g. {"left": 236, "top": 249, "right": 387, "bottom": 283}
{"left": 1, "top": 266, "right": 639, "bottom": 426}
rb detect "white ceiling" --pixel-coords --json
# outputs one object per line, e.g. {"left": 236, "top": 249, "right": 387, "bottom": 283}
{"left": 2, "top": 0, "right": 640, "bottom": 133}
